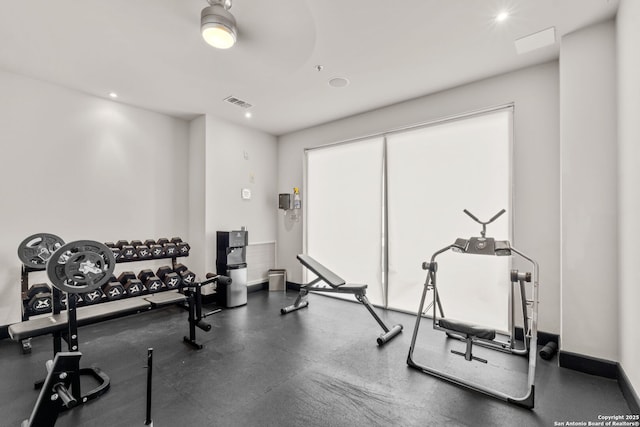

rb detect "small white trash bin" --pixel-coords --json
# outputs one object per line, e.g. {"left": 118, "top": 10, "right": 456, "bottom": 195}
{"left": 268, "top": 269, "right": 287, "bottom": 292}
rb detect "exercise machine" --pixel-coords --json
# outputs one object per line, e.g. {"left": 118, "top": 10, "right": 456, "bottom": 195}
{"left": 407, "top": 209, "right": 540, "bottom": 408}
{"left": 182, "top": 273, "right": 231, "bottom": 349}
{"left": 282, "top": 254, "right": 403, "bottom": 346}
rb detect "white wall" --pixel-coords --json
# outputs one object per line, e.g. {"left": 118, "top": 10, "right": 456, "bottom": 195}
{"left": 617, "top": 0, "right": 640, "bottom": 398}
{"left": 278, "top": 62, "right": 561, "bottom": 334}
{"left": 188, "top": 116, "right": 207, "bottom": 279}
{"left": 204, "top": 115, "right": 278, "bottom": 275}
{"left": 0, "top": 69, "right": 189, "bottom": 325}
{"left": 559, "top": 20, "right": 618, "bottom": 361}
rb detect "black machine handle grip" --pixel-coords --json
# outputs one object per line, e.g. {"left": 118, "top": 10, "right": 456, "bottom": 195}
{"left": 202, "top": 273, "right": 232, "bottom": 286}
{"left": 463, "top": 209, "right": 506, "bottom": 225}
{"left": 196, "top": 320, "right": 211, "bottom": 332}
{"left": 463, "top": 208, "right": 506, "bottom": 238}
{"left": 488, "top": 209, "right": 506, "bottom": 224}
{"left": 463, "top": 209, "right": 481, "bottom": 224}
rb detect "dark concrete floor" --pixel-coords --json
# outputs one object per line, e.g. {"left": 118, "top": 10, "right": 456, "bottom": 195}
{"left": 0, "top": 290, "right": 633, "bottom": 426}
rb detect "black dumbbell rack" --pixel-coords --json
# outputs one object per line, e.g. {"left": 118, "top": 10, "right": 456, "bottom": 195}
{"left": 18, "top": 238, "right": 192, "bottom": 354}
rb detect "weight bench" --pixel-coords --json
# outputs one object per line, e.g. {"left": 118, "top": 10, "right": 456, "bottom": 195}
{"left": 281, "top": 254, "right": 403, "bottom": 346}
{"left": 438, "top": 318, "right": 496, "bottom": 363}
{"left": 8, "top": 292, "right": 187, "bottom": 342}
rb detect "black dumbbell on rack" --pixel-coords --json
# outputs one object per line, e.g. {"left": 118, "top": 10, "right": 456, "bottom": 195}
{"left": 102, "top": 275, "right": 126, "bottom": 301}
{"left": 174, "top": 263, "right": 196, "bottom": 286}
{"left": 159, "top": 238, "right": 178, "bottom": 257}
{"left": 130, "top": 240, "right": 152, "bottom": 260}
{"left": 156, "top": 266, "right": 181, "bottom": 289}
{"left": 171, "top": 237, "right": 191, "bottom": 256}
{"left": 142, "top": 239, "right": 164, "bottom": 259}
{"left": 138, "top": 269, "right": 165, "bottom": 293}
{"left": 104, "top": 242, "right": 121, "bottom": 262}
{"left": 80, "top": 286, "right": 105, "bottom": 305}
{"left": 115, "top": 240, "right": 136, "bottom": 261}
{"left": 118, "top": 271, "right": 145, "bottom": 296}
{"left": 24, "top": 283, "right": 53, "bottom": 315}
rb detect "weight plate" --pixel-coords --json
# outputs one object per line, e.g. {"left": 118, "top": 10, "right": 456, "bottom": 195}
{"left": 46, "top": 240, "right": 116, "bottom": 294}
{"left": 17, "top": 233, "right": 65, "bottom": 269}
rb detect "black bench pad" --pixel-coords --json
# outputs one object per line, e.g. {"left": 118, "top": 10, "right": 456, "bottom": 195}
{"left": 307, "top": 284, "right": 368, "bottom": 294}
{"left": 297, "top": 254, "right": 345, "bottom": 288}
{"left": 438, "top": 318, "right": 496, "bottom": 340}
{"left": 9, "top": 297, "right": 153, "bottom": 341}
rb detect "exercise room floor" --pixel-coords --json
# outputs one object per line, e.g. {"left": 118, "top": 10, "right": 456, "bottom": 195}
{"left": 0, "top": 290, "right": 632, "bottom": 426}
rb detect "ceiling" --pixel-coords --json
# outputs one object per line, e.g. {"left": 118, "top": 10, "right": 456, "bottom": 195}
{"left": 0, "top": 0, "right": 619, "bottom": 136}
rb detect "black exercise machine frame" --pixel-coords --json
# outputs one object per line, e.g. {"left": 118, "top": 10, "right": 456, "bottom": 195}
{"left": 407, "top": 209, "right": 540, "bottom": 409}
{"left": 281, "top": 254, "right": 403, "bottom": 346}
{"left": 181, "top": 273, "right": 231, "bottom": 349}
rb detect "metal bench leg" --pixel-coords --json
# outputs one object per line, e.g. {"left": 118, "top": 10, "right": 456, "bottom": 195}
{"left": 356, "top": 294, "right": 403, "bottom": 346}
{"left": 281, "top": 288, "right": 309, "bottom": 314}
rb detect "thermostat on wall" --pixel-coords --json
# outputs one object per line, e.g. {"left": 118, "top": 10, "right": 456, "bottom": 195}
{"left": 241, "top": 188, "right": 252, "bottom": 200}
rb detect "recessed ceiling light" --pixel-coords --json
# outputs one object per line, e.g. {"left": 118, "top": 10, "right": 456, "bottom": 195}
{"left": 495, "top": 11, "right": 509, "bottom": 22}
{"left": 328, "top": 77, "right": 349, "bottom": 88}
{"left": 245, "top": 111, "right": 252, "bottom": 118}
{"left": 108, "top": 92, "right": 118, "bottom": 99}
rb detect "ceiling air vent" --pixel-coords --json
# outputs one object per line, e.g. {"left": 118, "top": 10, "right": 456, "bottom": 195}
{"left": 224, "top": 95, "right": 252, "bottom": 109}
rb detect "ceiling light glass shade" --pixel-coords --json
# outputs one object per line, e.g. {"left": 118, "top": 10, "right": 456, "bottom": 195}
{"left": 201, "top": 5, "right": 237, "bottom": 49}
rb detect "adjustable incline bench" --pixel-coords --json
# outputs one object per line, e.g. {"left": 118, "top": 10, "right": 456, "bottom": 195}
{"left": 281, "top": 254, "right": 403, "bottom": 346}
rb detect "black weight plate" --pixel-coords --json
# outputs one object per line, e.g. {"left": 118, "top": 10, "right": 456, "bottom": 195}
{"left": 46, "top": 240, "right": 116, "bottom": 294}
{"left": 17, "top": 233, "right": 65, "bottom": 269}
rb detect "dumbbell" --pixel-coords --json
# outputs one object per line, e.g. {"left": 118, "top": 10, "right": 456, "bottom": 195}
{"left": 174, "top": 263, "right": 196, "bottom": 285}
{"left": 135, "top": 244, "right": 152, "bottom": 260}
{"left": 138, "top": 269, "right": 164, "bottom": 293}
{"left": 136, "top": 239, "right": 157, "bottom": 259}
{"left": 170, "top": 237, "right": 191, "bottom": 256}
{"left": 163, "top": 242, "right": 178, "bottom": 257}
{"left": 59, "top": 293, "right": 84, "bottom": 309}
{"left": 102, "top": 275, "right": 126, "bottom": 300}
{"left": 25, "top": 283, "right": 53, "bottom": 315}
{"left": 129, "top": 240, "right": 152, "bottom": 259}
{"left": 150, "top": 244, "right": 165, "bottom": 258}
{"left": 118, "top": 271, "right": 145, "bottom": 296}
{"left": 104, "top": 242, "right": 122, "bottom": 262}
{"left": 115, "top": 240, "right": 136, "bottom": 260}
{"left": 156, "top": 266, "right": 181, "bottom": 289}
{"left": 156, "top": 238, "right": 177, "bottom": 257}
{"left": 81, "top": 287, "right": 105, "bottom": 305}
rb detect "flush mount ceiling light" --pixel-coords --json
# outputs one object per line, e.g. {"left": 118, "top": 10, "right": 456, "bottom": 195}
{"left": 201, "top": 0, "right": 237, "bottom": 49}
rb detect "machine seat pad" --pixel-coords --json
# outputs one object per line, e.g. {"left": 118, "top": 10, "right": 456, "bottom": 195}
{"left": 8, "top": 297, "right": 152, "bottom": 341}
{"left": 297, "top": 254, "right": 346, "bottom": 288}
{"left": 439, "top": 318, "right": 496, "bottom": 340}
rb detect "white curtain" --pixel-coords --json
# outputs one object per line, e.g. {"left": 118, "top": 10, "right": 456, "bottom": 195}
{"left": 305, "top": 137, "right": 384, "bottom": 305}
{"left": 386, "top": 109, "right": 512, "bottom": 331}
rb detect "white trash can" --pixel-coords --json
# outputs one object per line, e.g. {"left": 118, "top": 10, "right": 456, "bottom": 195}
{"left": 268, "top": 269, "right": 287, "bottom": 292}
